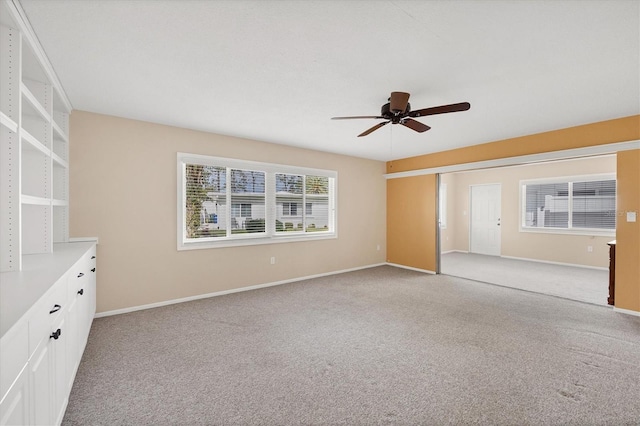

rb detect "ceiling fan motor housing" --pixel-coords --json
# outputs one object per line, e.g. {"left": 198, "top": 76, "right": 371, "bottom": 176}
{"left": 381, "top": 102, "right": 411, "bottom": 123}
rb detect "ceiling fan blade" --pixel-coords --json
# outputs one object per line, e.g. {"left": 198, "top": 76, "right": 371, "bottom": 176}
{"left": 409, "top": 102, "right": 471, "bottom": 118}
{"left": 401, "top": 118, "right": 431, "bottom": 133}
{"left": 390, "top": 92, "right": 410, "bottom": 113}
{"left": 358, "top": 121, "right": 389, "bottom": 137}
{"left": 331, "top": 115, "right": 385, "bottom": 120}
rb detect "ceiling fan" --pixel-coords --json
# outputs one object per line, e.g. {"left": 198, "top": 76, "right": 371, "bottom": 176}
{"left": 331, "top": 91, "right": 470, "bottom": 137}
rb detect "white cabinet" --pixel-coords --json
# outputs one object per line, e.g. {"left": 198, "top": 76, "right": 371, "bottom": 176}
{"left": 0, "top": 242, "right": 97, "bottom": 426}
{"left": 1, "top": 0, "right": 72, "bottom": 272}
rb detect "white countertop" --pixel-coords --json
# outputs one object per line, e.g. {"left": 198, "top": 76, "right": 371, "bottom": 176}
{"left": 1, "top": 241, "right": 97, "bottom": 338}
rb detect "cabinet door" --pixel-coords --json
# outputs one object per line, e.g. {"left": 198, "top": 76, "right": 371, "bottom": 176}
{"left": 30, "top": 315, "right": 67, "bottom": 426}
{"left": 65, "top": 295, "right": 80, "bottom": 390}
{"left": 0, "top": 366, "right": 29, "bottom": 426}
{"left": 29, "top": 338, "right": 52, "bottom": 425}
{"left": 51, "top": 316, "right": 68, "bottom": 426}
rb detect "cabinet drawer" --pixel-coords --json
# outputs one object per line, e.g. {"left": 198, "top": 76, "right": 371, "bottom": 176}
{"left": 67, "top": 264, "right": 87, "bottom": 299}
{"left": 28, "top": 275, "right": 68, "bottom": 358}
{"left": 68, "top": 248, "right": 96, "bottom": 294}
{"left": 0, "top": 321, "right": 28, "bottom": 402}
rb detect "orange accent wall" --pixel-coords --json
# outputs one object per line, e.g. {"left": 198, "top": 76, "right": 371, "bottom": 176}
{"left": 387, "top": 115, "right": 640, "bottom": 174}
{"left": 387, "top": 175, "right": 437, "bottom": 271}
{"left": 615, "top": 150, "right": 640, "bottom": 312}
{"left": 386, "top": 115, "right": 640, "bottom": 312}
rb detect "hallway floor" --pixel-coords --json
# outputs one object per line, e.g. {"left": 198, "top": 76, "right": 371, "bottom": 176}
{"left": 441, "top": 252, "right": 609, "bottom": 306}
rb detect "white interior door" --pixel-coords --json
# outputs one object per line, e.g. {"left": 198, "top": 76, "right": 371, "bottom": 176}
{"left": 470, "top": 184, "right": 501, "bottom": 256}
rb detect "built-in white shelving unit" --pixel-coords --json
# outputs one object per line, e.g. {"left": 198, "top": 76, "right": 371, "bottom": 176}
{"left": 1, "top": 0, "right": 72, "bottom": 271}
{"left": 0, "top": 5, "right": 95, "bottom": 424}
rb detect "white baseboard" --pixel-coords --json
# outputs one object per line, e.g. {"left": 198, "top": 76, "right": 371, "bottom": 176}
{"left": 500, "top": 255, "right": 608, "bottom": 271}
{"left": 95, "top": 263, "right": 387, "bottom": 318}
{"left": 441, "top": 250, "right": 468, "bottom": 255}
{"left": 386, "top": 262, "right": 436, "bottom": 274}
{"left": 613, "top": 307, "right": 640, "bottom": 317}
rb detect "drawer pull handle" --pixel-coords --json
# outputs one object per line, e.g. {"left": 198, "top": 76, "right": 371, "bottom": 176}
{"left": 78, "top": 289, "right": 84, "bottom": 296}
{"left": 49, "top": 304, "right": 61, "bottom": 314}
{"left": 91, "top": 268, "right": 96, "bottom": 273}
{"left": 50, "top": 329, "right": 61, "bottom": 340}
{"left": 91, "top": 256, "right": 96, "bottom": 259}
{"left": 77, "top": 272, "right": 84, "bottom": 278}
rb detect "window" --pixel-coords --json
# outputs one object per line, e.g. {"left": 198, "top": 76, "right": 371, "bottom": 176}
{"left": 231, "top": 204, "right": 252, "bottom": 218}
{"left": 178, "top": 153, "right": 337, "bottom": 249}
{"left": 282, "top": 202, "right": 298, "bottom": 216}
{"left": 521, "top": 174, "right": 616, "bottom": 234}
{"left": 439, "top": 183, "right": 447, "bottom": 229}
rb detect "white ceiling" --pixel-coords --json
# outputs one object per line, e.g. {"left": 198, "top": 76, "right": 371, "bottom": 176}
{"left": 18, "top": 0, "right": 640, "bottom": 161}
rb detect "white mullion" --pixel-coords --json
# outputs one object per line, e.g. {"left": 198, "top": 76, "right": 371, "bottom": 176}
{"left": 329, "top": 177, "right": 336, "bottom": 233}
{"left": 225, "top": 167, "right": 232, "bottom": 237}
{"left": 265, "top": 172, "right": 275, "bottom": 236}
{"left": 567, "top": 181, "right": 573, "bottom": 230}
{"left": 302, "top": 175, "right": 307, "bottom": 232}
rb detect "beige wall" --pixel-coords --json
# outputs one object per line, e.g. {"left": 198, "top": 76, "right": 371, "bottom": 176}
{"left": 70, "top": 111, "right": 387, "bottom": 314}
{"left": 443, "top": 156, "right": 616, "bottom": 268}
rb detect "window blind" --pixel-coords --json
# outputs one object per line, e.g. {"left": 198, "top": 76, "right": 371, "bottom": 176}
{"left": 522, "top": 176, "right": 616, "bottom": 232}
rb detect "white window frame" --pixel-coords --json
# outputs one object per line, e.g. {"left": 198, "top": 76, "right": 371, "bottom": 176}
{"left": 177, "top": 153, "right": 337, "bottom": 250}
{"left": 519, "top": 173, "right": 616, "bottom": 237}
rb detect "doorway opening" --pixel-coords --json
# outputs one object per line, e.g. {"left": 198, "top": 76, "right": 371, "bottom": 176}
{"left": 438, "top": 154, "right": 615, "bottom": 306}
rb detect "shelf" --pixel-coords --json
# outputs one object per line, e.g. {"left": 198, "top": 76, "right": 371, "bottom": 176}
{"left": 21, "top": 97, "right": 51, "bottom": 150}
{"left": 21, "top": 82, "right": 50, "bottom": 122}
{"left": 51, "top": 152, "right": 68, "bottom": 169}
{"left": 52, "top": 121, "right": 68, "bottom": 143}
{"left": 21, "top": 194, "right": 50, "bottom": 206}
{"left": 52, "top": 83, "right": 72, "bottom": 116}
{"left": 51, "top": 199, "right": 67, "bottom": 207}
{"left": 0, "top": 111, "right": 17, "bottom": 133}
{"left": 21, "top": 128, "right": 50, "bottom": 157}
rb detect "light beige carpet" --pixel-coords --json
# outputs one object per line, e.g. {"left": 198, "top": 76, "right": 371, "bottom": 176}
{"left": 64, "top": 266, "right": 639, "bottom": 425}
{"left": 441, "top": 252, "right": 609, "bottom": 305}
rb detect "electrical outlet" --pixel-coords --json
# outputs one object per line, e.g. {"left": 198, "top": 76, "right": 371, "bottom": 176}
{"left": 587, "top": 246, "right": 593, "bottom": 252}
{"left": 376, "top": 244, "right": 380, "bottom": 251}
{"left": 270, "top": 257, "right": 276, "bottom": 265}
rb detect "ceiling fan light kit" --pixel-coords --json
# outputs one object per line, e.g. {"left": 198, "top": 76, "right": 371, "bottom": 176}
{"left": 332, "top": 91, "right": 470, "bottom": 137}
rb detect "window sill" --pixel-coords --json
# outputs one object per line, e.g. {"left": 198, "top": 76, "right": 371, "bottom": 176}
{"left": 519, "top": 227, "right": 615, "bottom": 238}
{"left": 178, "top": 232, "right": 337, "bottom": 251}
